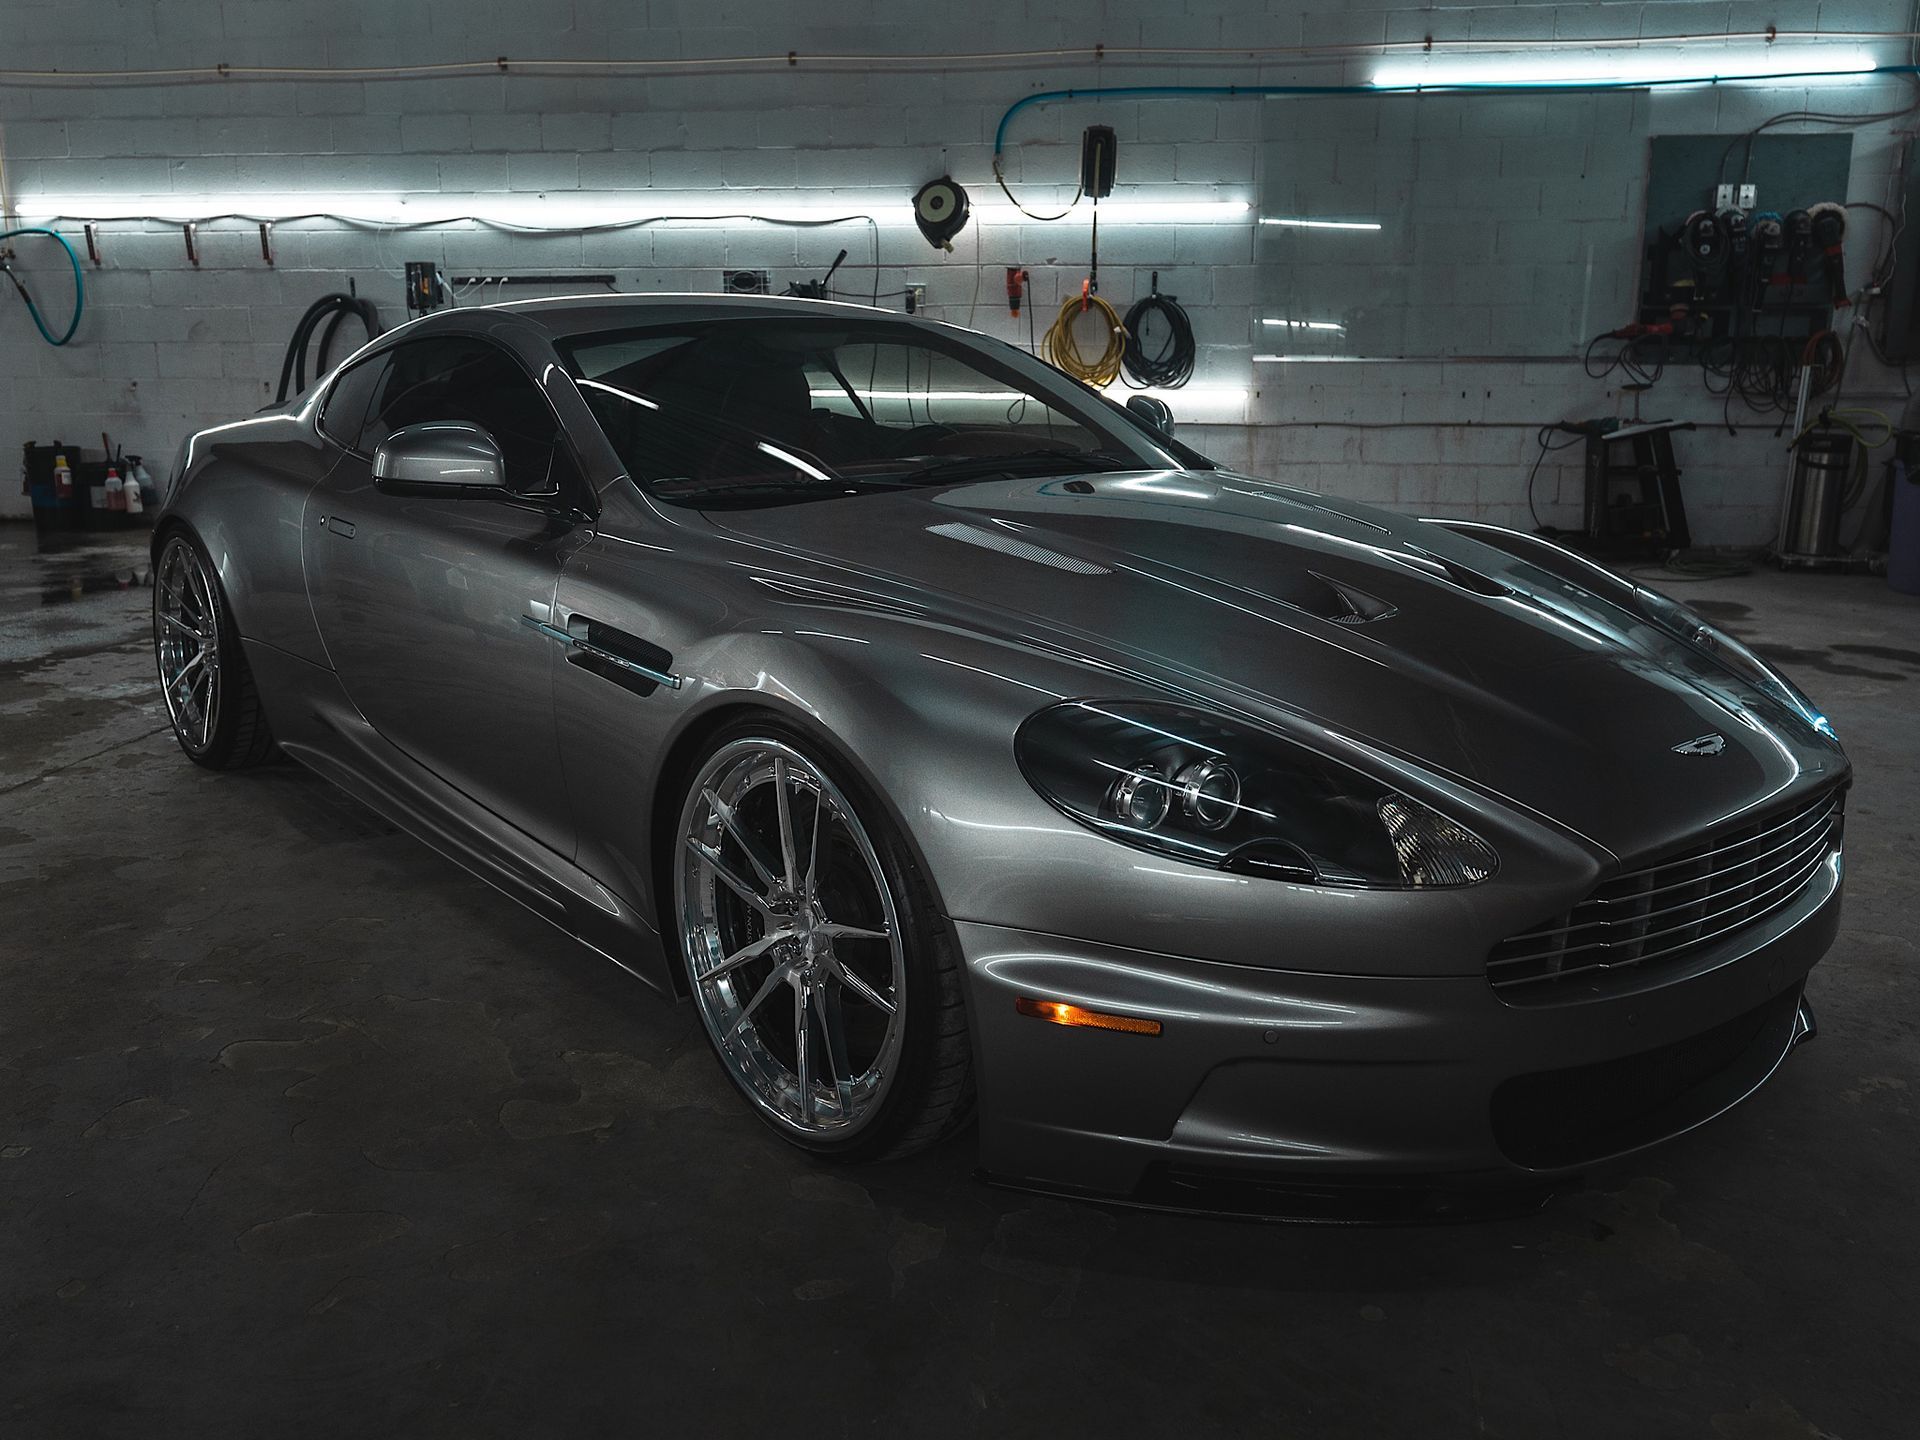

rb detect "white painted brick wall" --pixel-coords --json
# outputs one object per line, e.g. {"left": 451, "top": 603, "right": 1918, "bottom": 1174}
{"left": 0, "top": 0, "right": 1909, "bottom": 547}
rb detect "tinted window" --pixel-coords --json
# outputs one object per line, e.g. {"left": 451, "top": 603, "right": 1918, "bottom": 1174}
{"left": 364, "top": 337, "right": 573, "bottom": 495}
{"left": 318, "top": 354, "right": 388, "bottom": 450}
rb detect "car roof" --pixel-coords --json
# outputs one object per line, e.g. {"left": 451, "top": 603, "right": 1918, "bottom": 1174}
{"left": 481, "top": 292, "right": 920, "bottom": 340}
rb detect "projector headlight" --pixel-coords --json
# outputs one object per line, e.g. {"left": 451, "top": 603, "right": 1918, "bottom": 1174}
{"left": 1016, "top": 701, "right": 1497, "bottom": 888}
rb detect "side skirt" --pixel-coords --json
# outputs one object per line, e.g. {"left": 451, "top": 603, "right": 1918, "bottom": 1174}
{"left": 242, "top": 636, "right": 676, "bottom": 995}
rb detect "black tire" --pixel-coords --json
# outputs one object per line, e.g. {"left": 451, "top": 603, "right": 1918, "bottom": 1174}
{"left": 153, "top": 528, "right": 278, "bottom": 771}
{"left": 669, "top": 715, "right": 973, "bottom": 1162}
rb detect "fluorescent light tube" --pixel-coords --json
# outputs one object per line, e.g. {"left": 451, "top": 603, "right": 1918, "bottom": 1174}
{"left": 1259, "top": 217, "right": 1382, "bottom": 232}
{"left": 1372, "top": 45, "right": 1878, "bottom": 90}
{"left": 1261, "top": 319, "right": 1345, "bottom": 332}
{"left": 11, "top": 192, "right": 1251, "bottom": 228}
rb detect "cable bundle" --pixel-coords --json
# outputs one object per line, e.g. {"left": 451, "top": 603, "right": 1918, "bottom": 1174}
{"left": 1042, "top": 291, "right": 1127, "bottom": 386}
{"left": 1121, "top": 280, "right": 1195, "bottom": 388}
{"left": 274, "top": 292, "right": 383, "bottom": 403}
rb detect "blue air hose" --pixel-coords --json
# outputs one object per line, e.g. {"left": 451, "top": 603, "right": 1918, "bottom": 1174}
{"left": 0, "top": 226, "right": 85, "bottom": 345}
{"left": 992, "top": 65, "right": 1920, "bottom": 159}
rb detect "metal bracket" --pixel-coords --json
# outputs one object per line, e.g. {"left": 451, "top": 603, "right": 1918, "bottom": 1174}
{"left": 83, "top": 223, "right": 101, "bottom": 266}
{"left": 258, "top": 221, "right": 274, "bottom": 266}
{"left": 182, "top": 223, "right": 198, "bottom": 266}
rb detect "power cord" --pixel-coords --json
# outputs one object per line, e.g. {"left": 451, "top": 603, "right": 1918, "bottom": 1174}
{"left": 1042, "top": 291, "right": 1127, "bottom": 386}
{"left": 1120, "top": 276, "right": 1196, "bottom": 388}
{"left": 1524, "top": 423, "right": 1586, "bottom": 531}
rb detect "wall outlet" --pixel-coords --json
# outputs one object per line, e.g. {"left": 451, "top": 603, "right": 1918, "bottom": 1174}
{"left": 904, "top": 283, "right": 926, "bottom": 314}
{"left": 1713, "top": 183, "right": 1758, "bottom": 211}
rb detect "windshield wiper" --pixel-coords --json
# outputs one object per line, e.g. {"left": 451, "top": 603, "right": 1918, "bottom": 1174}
{"left": 885, "top": 449, "right": 1135, "bottom": 486}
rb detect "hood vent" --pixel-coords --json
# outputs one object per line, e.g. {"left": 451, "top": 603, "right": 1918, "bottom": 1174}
{"left": 1304, "top": 572, "right": 1397, "bottom": 625}
{"left": 928, "top": 522, "right": 1111, "bottom": 575}
{"left": 1399, "top": 545, "right": 1513, "bottom": 598}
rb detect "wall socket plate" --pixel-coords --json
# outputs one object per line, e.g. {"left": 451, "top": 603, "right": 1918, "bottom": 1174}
{"left": 1714, "top": 182, "right": 1758, "bottom": 211}
{"left": 904, "top": 283, "right": 926, "bottom": 313}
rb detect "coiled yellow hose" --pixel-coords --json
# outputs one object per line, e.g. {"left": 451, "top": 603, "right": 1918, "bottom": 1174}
{"left": 1042, "top": 292, "right": 1127, "bottom": 387}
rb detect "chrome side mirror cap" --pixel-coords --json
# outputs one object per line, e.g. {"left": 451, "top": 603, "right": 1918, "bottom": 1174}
{"left": 1126, "top": 394, "right": 1176, "bottom": 436}
{"left": 372, "top": 421, "right": 508, "bottom": 494}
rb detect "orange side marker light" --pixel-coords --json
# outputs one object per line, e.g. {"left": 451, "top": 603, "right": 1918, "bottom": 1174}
{"left": 1015, "top": 996, "right": 1162, "bottom": 1036}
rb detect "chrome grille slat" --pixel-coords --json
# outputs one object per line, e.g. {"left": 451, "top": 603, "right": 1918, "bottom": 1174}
{"left": 1494, "top": 826, "right": 1835, "bottom": 952}
{"left": 1573, "top": 797, "right": 1838, "bottom": 906}
{"left": 1599, "top": 794, "right": 1839, "bottom": 888}
{"left": 1488, "top": 862, "right": 1835, "bottom": 990}
{"left": 1488, "top": 786, "right": 1843, "bottom": 1000}
{"left": 1488, "top": 840, "right": 1830, "bottom": 971}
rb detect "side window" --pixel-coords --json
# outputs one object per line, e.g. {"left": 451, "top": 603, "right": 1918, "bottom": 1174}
{"left": 362, "top": 337, "right": 577, "bottom": 495}
{"left": 318, "top": 354, "right": 389, "bottom": 451}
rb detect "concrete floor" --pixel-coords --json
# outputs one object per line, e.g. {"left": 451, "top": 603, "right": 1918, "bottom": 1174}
{"left": 2, "top": 523, "right": 1916, "bottom": 1440}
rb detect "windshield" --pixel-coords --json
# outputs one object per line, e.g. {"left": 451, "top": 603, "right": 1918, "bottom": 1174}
{"left": 558, "top": 316, "right": 1211, "bottom": 508}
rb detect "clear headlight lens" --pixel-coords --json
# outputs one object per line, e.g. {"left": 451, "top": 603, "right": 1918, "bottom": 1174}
{"left": 1016, "top": 701, "right": 1497, "bottom": 888}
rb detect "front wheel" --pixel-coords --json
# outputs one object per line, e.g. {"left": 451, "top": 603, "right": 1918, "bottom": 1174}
{"left": 153, "top": 530, "right": 277, "bottom": 770}
{"left": 672, "top": 721, "right": 973, "bottom": 1161}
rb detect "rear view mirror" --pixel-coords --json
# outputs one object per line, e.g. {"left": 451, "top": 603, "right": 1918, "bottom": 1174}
{"left": 372, "top": 421, "right": 507, "bottom": 495}
{"left": 1126, "top": 394, "right": 1176, "bottom": 436}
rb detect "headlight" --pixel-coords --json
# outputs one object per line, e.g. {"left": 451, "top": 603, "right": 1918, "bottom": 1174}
{"left": 1016, "top": 701, "right": 1497, "bottom": 887}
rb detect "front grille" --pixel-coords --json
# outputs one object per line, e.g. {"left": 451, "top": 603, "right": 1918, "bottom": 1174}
{"left": 1488, "top": 786, "right": 1844, "bottom": 1001}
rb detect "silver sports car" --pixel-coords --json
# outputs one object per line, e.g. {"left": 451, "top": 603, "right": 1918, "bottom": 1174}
{"left": 153, "top": 295, "right": 1848, "bottom": 1215}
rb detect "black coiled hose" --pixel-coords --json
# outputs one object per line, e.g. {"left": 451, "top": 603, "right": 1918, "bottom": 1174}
{"left": 274, "top": 292, "right": 383, "bottom": 404}
{"left": 1121, "top": 278, "right": 1195, "bottom": 389}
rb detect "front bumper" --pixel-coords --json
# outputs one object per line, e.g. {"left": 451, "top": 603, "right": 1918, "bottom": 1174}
{"left": 959, "top": 850, "right": 1841, "bottom": 1215}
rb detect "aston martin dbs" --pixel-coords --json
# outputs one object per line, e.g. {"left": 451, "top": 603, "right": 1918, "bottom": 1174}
{"left": 152, "top": 295, "right": 1848, "bottom": 1212}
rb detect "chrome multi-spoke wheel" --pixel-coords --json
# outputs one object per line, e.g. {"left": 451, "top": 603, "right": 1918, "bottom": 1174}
{"left": 152, "top": 531, "right": 275, "bottom": 770}
{"left": 155, "top": 534, "right": 224, "bottom": 755}
{"left": 676, "top": 736, "right": 909, "bottom": 1142}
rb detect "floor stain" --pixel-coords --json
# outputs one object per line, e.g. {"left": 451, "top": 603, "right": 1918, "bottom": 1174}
{"left": 1752, "top": 644, "right": 1907, "bottom": 681}
{"left": 442, "top": 1212, "right": 610, "bottom": 1281}
{"left": 82, "top": 1096, "right": 190, "bottom": 1139}
{"left": 234, "top": 1210, "right": 411, "bottom": 1261}
{"left": 1607, "top": 1332, "right": 1704, "bottom": 1392}
{"left": 1709, "top": 1395, "right": 1843, "bottom": 1439}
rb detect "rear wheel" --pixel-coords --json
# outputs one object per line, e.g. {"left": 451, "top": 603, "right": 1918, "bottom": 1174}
{"left": 153, "top": 530, "right": 276, "bottom": 770}
{"left": 672, "top": 721, "right": 972, "bottom": 1161}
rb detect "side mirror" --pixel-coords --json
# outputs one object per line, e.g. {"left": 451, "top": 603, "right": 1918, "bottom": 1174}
{"left": 372, "top": 421, "right": 507, "bottom": 495}
{"left": 1126, "top": 394, "right": 1176, "bottom": 436}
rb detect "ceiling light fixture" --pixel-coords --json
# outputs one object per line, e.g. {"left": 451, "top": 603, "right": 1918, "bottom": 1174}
{"left": 1372, "top": 44, "right": 1878, "bottom": 90}
{"left": 1258, "top": 217, "right": 1383, "bottom": 232}
{"left": 9, "top": 192, "right": 1252, "bottom": 228}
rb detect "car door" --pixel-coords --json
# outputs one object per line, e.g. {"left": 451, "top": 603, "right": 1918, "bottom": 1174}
{"left": 303, "top": 333, "right": 594, "bottom": 856}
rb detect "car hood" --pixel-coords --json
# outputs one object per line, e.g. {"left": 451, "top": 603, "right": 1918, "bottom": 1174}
{"left": 703, "top": 469, "right": 1846, "bottom": 859}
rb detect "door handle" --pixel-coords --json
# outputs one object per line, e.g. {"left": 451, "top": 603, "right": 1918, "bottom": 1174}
{"left": 521, "top": 613, "right": 682, "bottom": 692}
{"left": 319, "top": 515, "right": 357, "bottom": 539}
